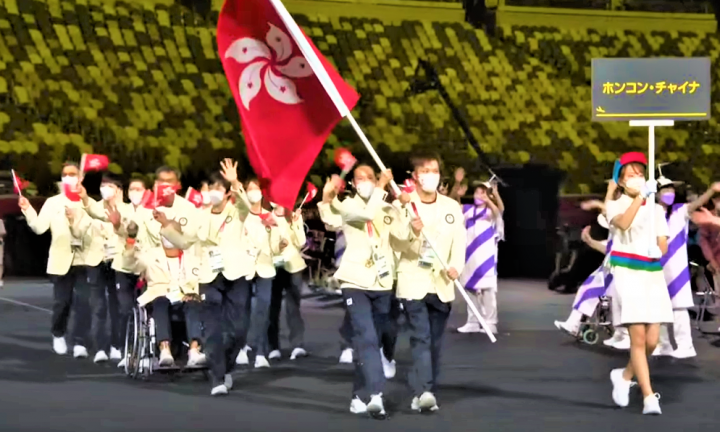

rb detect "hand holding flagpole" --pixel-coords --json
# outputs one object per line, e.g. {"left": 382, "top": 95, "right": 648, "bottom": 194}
{"left": 269, "top": 0, "right": 495, "bottom": 342}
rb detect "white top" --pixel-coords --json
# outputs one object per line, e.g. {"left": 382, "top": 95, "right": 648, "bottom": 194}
{"left": 605, "top": 195, "right": 669, "bottom": 262}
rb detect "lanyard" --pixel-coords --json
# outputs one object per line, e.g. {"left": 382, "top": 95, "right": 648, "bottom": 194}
{"left": 366, "top": 221, "right": 373, "bottom": 238}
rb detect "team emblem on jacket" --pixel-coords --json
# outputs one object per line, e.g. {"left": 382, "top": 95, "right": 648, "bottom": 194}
{"left": 445, "top": 214, "right": 455, "bottom": 224}
{"left": 192, "top": 268, "right": 199, "bottom": 276}
{"left": 383, "top": 216, "right": 392, "bottom": 225}
{"left": 266, "top": 226, "right": 271, "bottom": 232}
{"left": 179, "top": 217, "right": 188, "bottom": 226}
{"left": 225, "top": 215, "right": 232, "bottom": 224}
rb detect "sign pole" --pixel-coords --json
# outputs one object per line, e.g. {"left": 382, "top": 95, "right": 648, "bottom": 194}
{"left": 629, "top": 119, "right": 674, "bottom": 259}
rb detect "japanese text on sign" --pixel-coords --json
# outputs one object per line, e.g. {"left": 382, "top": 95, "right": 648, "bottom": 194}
{"left": 602, "top": 81, "right": 701, "bottom": 96}
{"left": 591, "top": 57, "right": 710, "bottom": 122}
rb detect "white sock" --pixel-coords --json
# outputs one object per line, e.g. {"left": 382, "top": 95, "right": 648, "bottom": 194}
{"left": 566, "top": 309, "right": 584, "bottom": 327}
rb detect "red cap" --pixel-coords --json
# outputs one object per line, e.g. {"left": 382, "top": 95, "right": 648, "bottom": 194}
{"left": 619, "top": 152, "right": 647, "bottom": 167}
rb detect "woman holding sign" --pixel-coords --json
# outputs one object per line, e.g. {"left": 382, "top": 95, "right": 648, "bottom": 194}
{"left": 605, "top": 152, "right": 670, "bottom": 415}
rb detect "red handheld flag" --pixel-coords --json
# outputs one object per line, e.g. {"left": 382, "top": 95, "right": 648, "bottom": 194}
{"left": 402, "top": 179, "right": 416, "bottom": 193}
{"left": 306, "top": 182, "right": 318, "bottom": 200}
{"left": 81, "top": 154, "right": 110, "bottom": 172}
{"left": 333, "top": 148, "right": 357, "bottom": 174}
{"left": 140, "top": 190, "right": 157, "bottom": 210}
{"left": 185, "top": 187, "right": 203, "bottom": 209}
{"left": 11, "top": 169, "right": 28, "bottom": 195}
{"left": 217, "top": 0, "right": 360, "bottom": 210}
{"left": 63, "top": 184, "right": 81, "bottom": 202}
{"left": 155, "top": 183, "right": 177, "bottom": 207}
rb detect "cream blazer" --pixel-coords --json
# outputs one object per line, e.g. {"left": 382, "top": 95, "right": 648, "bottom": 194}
{"left": 130, "top": 244, "right": 200, "bottom": 307}
{"left": 394, "top": 191, "right": 466, "bottom": 303}
{"left": 72, "top": 213, "right": 108, "bottom": 268}
{"left": 136, "top": 195, "right": 200, "bottom": 251}
{"left": 22, "top": 194, "right": 86, "bottom": 275}
{"left": 330, "top": 189, "right": 406, "bottom": 290}
{"left": 196, "top": 200, "right": 250, "bottom": 284}
{"left": 273, "top": 213, "right": 307, "bottom": 274}
{"left": 230, "top": 186, "right": 283, "bottom": 280}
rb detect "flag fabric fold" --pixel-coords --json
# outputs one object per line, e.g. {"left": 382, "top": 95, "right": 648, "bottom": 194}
{"left": 217, "top": 0, "right": 359, "bottom": 209}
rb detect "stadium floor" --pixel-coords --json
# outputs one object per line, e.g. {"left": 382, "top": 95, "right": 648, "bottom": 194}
{"left": 1, "top": 279, "right": 720, "bottom": 431}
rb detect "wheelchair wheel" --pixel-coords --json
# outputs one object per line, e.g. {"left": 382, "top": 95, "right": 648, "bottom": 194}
{"left": 138, "top": 307, "right": 154, "bottom": 378}
{"left": 124, "top": 307, "right": 141, "bottom": 378}
{"left": 582, "top": 329, "right": 599, "bottom": 345}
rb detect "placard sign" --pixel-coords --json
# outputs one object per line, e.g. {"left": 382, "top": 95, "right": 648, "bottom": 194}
{"left": 591, "top": 57, "right": 710, "bottom": 122}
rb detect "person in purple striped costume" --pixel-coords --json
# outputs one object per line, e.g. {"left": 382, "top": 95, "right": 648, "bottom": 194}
{"left": 651, "top": 176, "right": 719, "bottom": 359}
{"left": 454, "top": 175, "right": 504, "bottom": 335}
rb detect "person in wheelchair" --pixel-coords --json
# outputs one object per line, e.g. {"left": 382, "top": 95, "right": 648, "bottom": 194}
{"left": 128, "top": 221, "right": 205, "bottom": 368}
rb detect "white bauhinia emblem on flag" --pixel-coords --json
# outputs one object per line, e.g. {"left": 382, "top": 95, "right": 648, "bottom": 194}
{"left": 88, "top": 159, "right": 101, "bottom": 169}
{"left": 225, "top": 23, "right": 314, "bottom": 110}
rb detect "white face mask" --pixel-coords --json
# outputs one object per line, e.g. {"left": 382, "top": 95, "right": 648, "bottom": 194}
{"left": 355, "top": 181, "right": 375, "bottom": 199}
{"left": 61, "top": 176, "right": 78, "bottom": 187}
{"left": 201, "top": 191, "right": 211, "bottom": 206}
{"left": 208, "top": 190, "right": 225, "bottom": 206}
{"left": 625, "top": 177, "right": 645, "bottom": 191}
{"left": 418, "top": 173, "right": 440, "bottom": 193}
{"left": 100, "top": 186, "right": 116, "bottom": 201}
{"left": 128, "top": 190, "right": 144, "bottom": 206}
{"left": 247, "top": 190, "right": 263, "bottom": 204}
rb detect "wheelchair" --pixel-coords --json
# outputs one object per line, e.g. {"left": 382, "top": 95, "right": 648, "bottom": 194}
{"left": 691, "top": 261, "right": 719, "bottom": 333}
{"left": 123, "top": 304, "right": 209, "bottom": 380}
{"left": 576, "top": 295, "right": 615, "bottom": 345}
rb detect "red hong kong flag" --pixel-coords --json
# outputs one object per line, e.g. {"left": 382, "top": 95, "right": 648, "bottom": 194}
{"left": 141, "top": 190, "right": 157, "bottom": 210}
{"left": 333, "top": 148, "right": 357, "bottom": 175}
{"left": 185, "top": 187, "right": 203, "bottom": 208}
{"left": 81, "top": 154, "right": 110, "bottom": 172}
{"left": 306, "top": 182, "right": 318, "bottom": 200}
{"left": 11, "top": 169, "right": 29, "bottom": 195}
{"left": 217, "top": 0, "right": 360, "bottom": 210}
{"left": 63, "top": 184, "right": 81, "bottom": 202}
{"left": 402, "top": 178, "right": 416, "bottom": 193}
{"left": 155, "top": 183, "right": 177, "bottom": 207}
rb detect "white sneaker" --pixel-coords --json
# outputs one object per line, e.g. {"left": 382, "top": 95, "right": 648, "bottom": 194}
{"left": 339, "top": 348, "right": 353, "bottom": 364}
{"left": 381, "top": 350, "right": 396, "bottom": 379}
{"left": 93, "top": 350, "right": 109, "bottom": 363}
{"left": 290, "top": 347, "right": 307, "bottom": 360}
{"left": 236, "top": 347, "right": 250, "bottom": 365}
{"left": 349, "top": 396, "right": 367, "bottom": 414}
{"left": 109, "top": 347, "right": 122, "bottom": 361}
{"left": 211, "top": 384, "right": 228, "bottom": 396}
{"left": 554, "top": 320, "right": 579, "bottom": 337}
{"left": 159, "top": 348, "right": 174, "bottom": 367}
{"left": 652, "top": 345, "right": 674, "bottom": 357}
{"left": 411, "top": 391, "right": 439, "bottom": 412}
{"left": 224, "top": 373, "right": 233, "bottom": 390}
{"left": 187, "top": 348, "right": 207, "bottom": 367}
{"left": 73, "top": 345, "right": 88, "bottom": 359}
{"left": 254, "top": 355, "right": 270, "bottom": 368}
{"left": 671, "top": 346, "right": 697, "bottom": 359}
{"left": 52, "top": 336, "right": 68, "bottom": 355}
{"left": 642, "top": 393, "right": 662, "bottom": 415}
{"left": 612, "top": 335, "right": 631, "bottom": 350}
{"left": 117, "top": 357, "right": 127, "bottom": 369}
{"left": 366, "top": 393, "right": 386, "bottom": 416}
{"left": 610, "top": 368, "right": 634, "bottom": 407}
{"left": 268, "top": 350, "right": 282, "bottom": 360}
{"left": 457, "top": 323, "right": 481, "bottom": 333}
{"left": 603, "top": 331, "right": 622, "bottom": 347}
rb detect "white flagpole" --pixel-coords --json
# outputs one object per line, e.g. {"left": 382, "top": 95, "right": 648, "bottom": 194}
{"left": 269, "top": 0, "right": 496, "bottom": 343}
{"left": 11, "top": 169, "right": 22, "bottom": 197}
{"left": 298, "top": 192, "right": 310, "bottom": 208}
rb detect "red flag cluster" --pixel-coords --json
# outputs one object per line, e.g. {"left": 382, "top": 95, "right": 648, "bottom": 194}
{"left": 217, "top": 0, "right": 359, "bottom": 209}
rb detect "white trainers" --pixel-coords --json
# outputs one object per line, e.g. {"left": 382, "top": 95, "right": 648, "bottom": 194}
{"left": 349, "top": 396, "right": 367, "bottom": 414}
{"left": 211, "top": 384, "right": 228, "bottom": 396}
{"left": 290, "top": 347, "right": 307, "bottom": 360}
{"left": 671, "top": 346, "right": 697, "bottom": 359}
{"left": 411, "top": 391, "right": 439, "bottom": 412}
{"left": 652, "top": 345, "right": 674, "bottom": 357}
{"left": 366, "top": 393, "right": 386, "bottom": 417}
{"left": 554, "top": 320, "right": 579, "bottom": 337}
{"left": 268, "top": 350, "right": 282, "bottom": 360}
{"left": 52, "top": 336, "right": 68, "bottom": 355}
{"left": 158, "top": 348, "right": 174, "bottom": 367}
{"left": 224, "top": 373, "right": 233, "bottom": 390}
{"left": 457, "top": 323, "right": 482, "bottom": 334}
{"left": 117, "top": 357, "right": 127, "bottom": 369}
{"left": 109, "top": 347, "right": 122, "bottom": 361}
{"left": 236, "top": 346, "right": 250, "bottom": 365}
{"left": 187, "top": 348, "right": 207, "bottom": 367}
{"left": 254, "top": 355, "right": 270, "bottom": 368}
{"left": 93, "top": 350, "right": 109, "bottom": 363}
{"left": 610, "top": 368, "right": 634, "bottom": 407}
{"left": 642, "top": 393, "right": 662, "bottom": 415}
{"left": 73, "top": 345, "right": 88, "bottom": 359}
{"left": 380, "top": 350, "right": 396, "bottom": 379}
{"left": 339, "top": 348, "right": 353, "bottom": 364}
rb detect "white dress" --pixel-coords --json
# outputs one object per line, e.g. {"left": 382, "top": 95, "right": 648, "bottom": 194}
{"left": 605, "top": 195, "right": 673, "bottom": 325}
